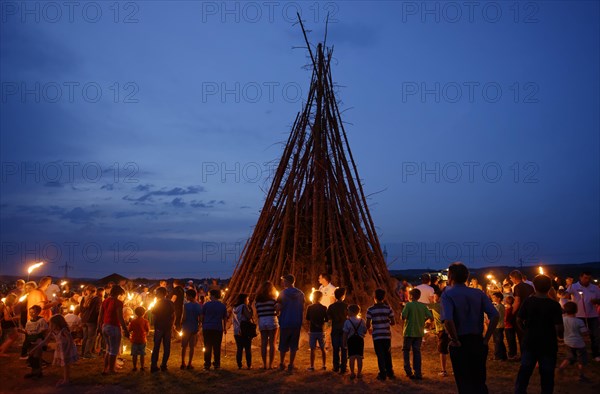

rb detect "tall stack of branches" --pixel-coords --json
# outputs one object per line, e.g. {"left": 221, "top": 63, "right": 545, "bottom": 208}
{"left": 225, "top": 18, "right": 401, "bottom": 312}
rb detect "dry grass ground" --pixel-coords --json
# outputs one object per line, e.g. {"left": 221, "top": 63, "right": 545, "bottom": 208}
{"left": 1, "top": 331, "right": 599, "bottom": 394}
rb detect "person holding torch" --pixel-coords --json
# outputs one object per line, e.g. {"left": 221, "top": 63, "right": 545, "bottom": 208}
{"left": 28, "top": 277, "right": 63, "bottom": 322}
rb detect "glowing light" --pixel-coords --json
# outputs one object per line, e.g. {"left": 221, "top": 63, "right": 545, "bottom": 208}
{"left": 275, "top": 290, "right": 279, "bottom": 298}
{"left": 578, "top": 291, "right": 583, "bottom": 295}
{"left": 202, "top": 347, "right": 206, "bottom": 352}
{"left": 52, "top": 293, "right": 56, "bottom": 298}
{"left": 60, "top": 281, "right": 68, "bottom": 286}
{"left": 309, "top": 287, "right": 316, "bottom": 302}
{"left": 1, "top": 298, "right": 5, "bottom": 303}
{"left": 18, "top": 294, "right": 28, "bottom": 303}
{"left": 178, "top": 331, "right": 183, "bottom": 337}
{"left": 127, "top": 293, "right": 134, "bottom": 301}
{"left": 486, "top": 274, "right": 493, "bottom": 280}
{"left": 27, "top": 262, "right": 44, "bottom": 275}
{"left": 122, "top": 345, "right": 127, "bottom": 353}
{"left": 69, "top": 305, "right": 75, "bottom": 312}
{"left": 491, "top": 280, "right": 497, "bottom": 285}
{"left": 538, "top": 266, "right": 544, "bottom": 275}
{"left": 357, "top": 313, "right": 361, "bottom": 318}
{"left": 424, "top": 329, "right": 428, "bottom": 334}
{"left": 148, "top": 297, "right": 157, "bottom": 310}
{"left": 80, "top": 285, "right": 85, "bottom": 289}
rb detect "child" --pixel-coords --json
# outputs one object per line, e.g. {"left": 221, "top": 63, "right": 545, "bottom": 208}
{"left": 401, "top": 288, "right": 433, "bottom": 379}
{"left": 306, "top": 290, "right": 328, "bottom": 371}
{"left": 181, "top": 289, "right": 202, "bottom": 370}
{"left": 30, "top": 314, "right": 78, "bottom": 387}
{"left": 514, "top": 275, "right": 564, "bottom": 394}
{"left": 429, "top": 290, "right": 449, "bottom": 377}
{"left": 128, "top": 306, "right": 150, "bottom": 371}
{"left": 504, "top": 295, "right": 518, "bottom": 360}
{"left": 150, "top": 286, "right": 175, "bottom": 373}
{"left": 557, "top": 301, "right": 589, "bottom": 382}
{"left": 557, "top": 289, "right": 570, "bottom": 308}
{"left": 20, "top": 305, "right": 48, "bottom": 374}
{"left": 327, "top": 287, "right": 348, "bottom": 373}
{"left": 366, "top": 289, "right": 396, "bottom": 380}
{"left": 343, "top": 304, "right": 367, "bottom": 379}
{"left": 491, "top": 292, "right": 507, "bottom": 360}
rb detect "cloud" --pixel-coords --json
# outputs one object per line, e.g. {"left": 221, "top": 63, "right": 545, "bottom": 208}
{"left": 113, "top": 210, "right": 167, "bottom": 219}
{"left": 123, "top": 185, "right": 205, "bottom": 203}
{"left": 43, "top": 181, "right": 63, "bottom": 188}
{"left": 101, "top": 184, "right": 115, "bottom": 191}
{"left": 190, "top": 200, "right": 225, "bottom": 209}
{"left": 170, "top": 198, "right": 186, "bottom": 208}
{"left": 134, "top": 184, "right": 153, "bottom": 192}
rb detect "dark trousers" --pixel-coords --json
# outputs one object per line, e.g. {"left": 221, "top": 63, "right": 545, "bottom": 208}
{"left": 203, "top": 329, "right": 223, "bottom": 368}
{"left": 579, "top": 317, "right": 599, "bottom": 358}
{"left": 151, "top": 329, "right": 171, "bottom": 368}
{"left": 81, "top": 322, "right": 97, "bottom": 357}
{"left": 331, "top": 331, "right": 347, "bottom": 372}
{"left": 493, "top": 328, "right": 507, "bottom": 360}
{"left": 505, "top": 328, "right": 517, "bottom": 358}
{"left": 515, "top": 350, "right": 557, "bottom": 394}
{"left": 373, "top": 338, "right": 394, "bottom": 377}
{"left": 234, "top": 334, "right": 252, "bottom": 368}
{"left": 402, "top": 337, "right": 423, "bottom": 377}
{"left": 449, "top": 334, "right": 489, "bottom": 394}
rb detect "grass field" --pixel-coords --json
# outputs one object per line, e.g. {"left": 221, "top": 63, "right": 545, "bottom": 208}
{"left": 1, "top": 331, "right": 599, "bottom": 394}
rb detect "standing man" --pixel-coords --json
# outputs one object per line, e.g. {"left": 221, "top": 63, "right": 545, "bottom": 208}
{"left": 201, "top": 289, "right": 227, "bottom": 370}
{"left": 28, "top": 277, "right": 62, "bottom": 322}
{"left": 510, "top": 270, "right": 535, "bottom": 352}
{"left": 441, "top": 262, "right": 499, "bottom": 394}
{"left": 415, "top": 274, "right": 434, "bottom": 305}
{"left": 276, "top": 274, "right": 305, "bottom": 372}
{"left": 568, "top": 271, "right": 600, "bottom": 361}
{"left": 171, "top": 279, "right": 185, "bottom": 335}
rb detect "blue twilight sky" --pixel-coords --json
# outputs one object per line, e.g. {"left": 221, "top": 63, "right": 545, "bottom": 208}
{"left": 0, "top": 1, "right": 598, "bottom": 279}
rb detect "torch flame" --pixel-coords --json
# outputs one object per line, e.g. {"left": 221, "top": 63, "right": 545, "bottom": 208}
{"left": 19, "top": 294, "right": 28, "bottom": 303}
{"left": 538, "top": 266, "right": 544, "bottom": 275}
{"left": 309, "top": 287, "right": 316, "bottom": 302}
{"left": 27, "top": 262, "right": 44, "bottom": 274}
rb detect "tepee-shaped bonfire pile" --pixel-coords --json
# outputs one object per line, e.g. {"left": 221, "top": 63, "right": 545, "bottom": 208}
{"left": 225, "top": 19, "right": 401, "bottom": 311}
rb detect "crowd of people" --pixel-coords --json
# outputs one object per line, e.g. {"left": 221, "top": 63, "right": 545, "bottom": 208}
{"left": 0, "top": 266, "right": 598, "bottom": 393}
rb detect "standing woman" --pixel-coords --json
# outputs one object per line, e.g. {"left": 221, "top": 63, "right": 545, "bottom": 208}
{"left": 233, "top": 293, "right": 253, "bottom": 369}
{"left": 254, "top": 281, "right": 279, "bottom": 369}
{"left": 80, "top": 285, "right": 101, "bottom": 358}
{"left": 97, "top": 285, "right": 129, "bottom": 375}
{"left": 0, "top": 294, "right": 19, "bottom": 355}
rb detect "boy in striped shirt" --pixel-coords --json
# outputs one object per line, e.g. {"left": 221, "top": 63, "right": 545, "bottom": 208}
{"left": 366, "top": 289, "right": 396, "bottom": 380}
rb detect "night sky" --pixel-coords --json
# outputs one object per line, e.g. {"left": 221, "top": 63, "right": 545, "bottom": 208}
{"left": 1, "top": 1, "right": 598, "bottom": 279}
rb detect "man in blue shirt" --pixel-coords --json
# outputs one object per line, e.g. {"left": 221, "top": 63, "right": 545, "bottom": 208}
{"left": 201, "top": 289, "right": 228, "bottom": 370}
{"left": 441, "top": 262, "right": 499, "bottom": 394}
{"left": 276, "top": 274, "right": 305, "bottom": 372}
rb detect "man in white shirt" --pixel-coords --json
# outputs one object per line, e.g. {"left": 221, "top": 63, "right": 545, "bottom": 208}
{"left": 415, "top": 274, "right": 435, "bottom": 305}
{"left": 568, "top": 271, "right": 600, "bottom": 361}
{"left": 318, "top": 273, "right": 336, "bottom": 308}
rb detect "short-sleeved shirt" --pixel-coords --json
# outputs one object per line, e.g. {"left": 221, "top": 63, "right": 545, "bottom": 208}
{"left": 513, "top": 282, "right": 535, "bottom": 310}
{"left": 201, "top": 300, "right": 227, "bottom": 331}
{"left": 563, "top": 315, "right": 587, "bottom": 348}
{"left": 318, "top": 283, "right": 336, "bottom": 308}
{"left": 171, "top": 286, "right": 185, "bottom": 314}
{"left": 102, "top": 297, "right": 124, "bottom": 326}
{"left": 415, "top": 284, "right": 435, "bottom": 304}
{"left": 306, "top": 303, "right": 328, "bottom": 333}
{"left": 430, "top": 302, "right": 444, "bottom": 333}
{"left": 494, "top": 303, "right": 505, "bottom": 329}
{"left": 401, "top": 301, "right": 432, "bottom": 337}
{"left": 128, "top": 317, "right": 150, "bottom": 344}
{"left": 327, "top": 301, "right": 348, "bottom": 333}
{"left": 25, "top": 316, "right": 48, "bottom": 335}
{"left": 366, "top": 303, "right": 395, "bottom": 340}
{"left": 343, "top": 317, "right": 367, "bottom": 338}
{"left": 518, "top": 296, "right": 563, "bottom": 355}
{"left": 182, "top": 302, "right": 202, "bottom": 333}
{"left": 152, "top": 299, "right": 175, "bottom": 331}
{"left": 568, "top": 282, "right": 600, "bottom": 318}
{"left": 277, "top": 287, "right": 305, "bottom": 329}
{"left": 441, "top": 284, "right": 498, "bottom": 336}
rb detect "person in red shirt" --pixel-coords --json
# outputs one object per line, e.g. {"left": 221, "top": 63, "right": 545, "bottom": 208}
{"left": 128, "top": 307, "right": 150, "bottom": 371}
{"left": 97, "top": 286, "right": 129, "bottom": 375}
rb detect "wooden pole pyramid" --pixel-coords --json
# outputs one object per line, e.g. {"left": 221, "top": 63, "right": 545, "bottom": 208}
{"left": 225, "top": 16, "right": 401, "bottom": 311}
